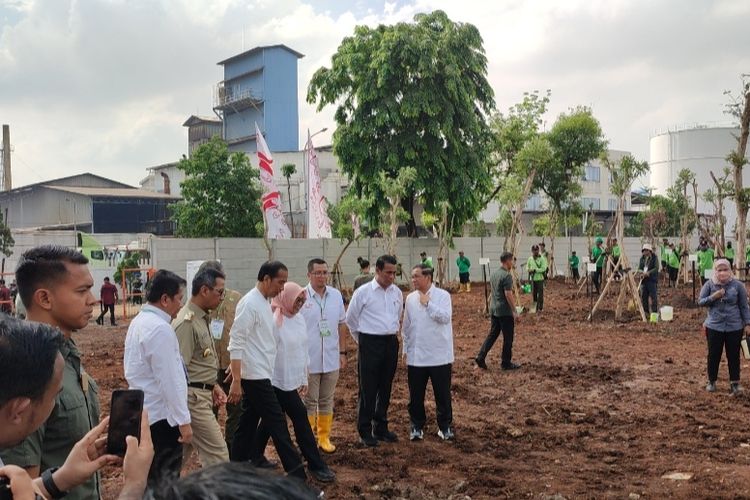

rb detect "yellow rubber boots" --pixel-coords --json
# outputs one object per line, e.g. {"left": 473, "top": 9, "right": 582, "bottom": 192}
{"left": 317, "top": 413, "right": 336, "bottom": 453}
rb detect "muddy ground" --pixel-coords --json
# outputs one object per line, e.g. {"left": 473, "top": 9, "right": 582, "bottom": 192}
{"left": 77, "top": 279, "right": 750, "bottom": 499}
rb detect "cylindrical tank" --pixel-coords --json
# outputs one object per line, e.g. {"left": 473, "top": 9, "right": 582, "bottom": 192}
{"left": 649, "top": 124, "right": 750, "bottom": 229}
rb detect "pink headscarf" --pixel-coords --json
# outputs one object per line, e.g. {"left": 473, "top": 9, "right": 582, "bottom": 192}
{"left": 271, "top": 282, "right": 305, "bottom": 327}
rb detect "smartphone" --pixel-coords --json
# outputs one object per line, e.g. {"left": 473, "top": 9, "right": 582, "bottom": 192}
{"left": 106, "top": 389, "right": 144, "bottom": 456}
{"left": 0, "top": 477, "right": 12, "bottom": 500}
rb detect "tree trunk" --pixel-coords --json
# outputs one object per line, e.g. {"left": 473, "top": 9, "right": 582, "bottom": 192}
{"left": 332, "top": 239, "right": 354, "bottom": 289}
{"left": 403, "top": 195, "right": 418, "bottom": 237}
{"left": 286, "top": 178, "right": 295, "bottom": 238}
{"left": 734, "top": 86, "right": 750, "bottom": 277}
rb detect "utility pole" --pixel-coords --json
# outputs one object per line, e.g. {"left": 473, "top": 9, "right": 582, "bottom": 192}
{"left": 2, "top": 124, "right": 11, "bottom": 191}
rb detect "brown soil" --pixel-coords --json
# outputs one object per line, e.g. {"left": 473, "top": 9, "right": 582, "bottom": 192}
{"left": 77, "top": 280, "right": 750, "bottom": 499}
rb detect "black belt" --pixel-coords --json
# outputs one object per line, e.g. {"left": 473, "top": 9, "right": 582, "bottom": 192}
{"left": 188, "top": 382, "right": 214, "bottom": 391}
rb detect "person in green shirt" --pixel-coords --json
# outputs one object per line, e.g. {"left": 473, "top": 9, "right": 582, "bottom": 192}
{"left": 475, "top": 251, "right": 520, "bottom": 370}
{"left": 660, "top": 238, "right": 670, "bottom": 274}
{"left": 456, "top": 251, "right": 471, "bottom": 293}
{"left": 610, "top": 238, "right": 622, "bottom": 280}
{"left": 666, "top": 243, "right": 680, "bottom": 287}
{"left": 569, "top": 251, "right": 580, "bottom": 281}
{"left": 697, "top": 241, "right": 715, "bottom": 285}
{"left": 591, "top": 237, "right": 605, "bottom": 294}
{"left": 527, "top": 245, "right": 548, "bottom": 312}
{"left": 419, "top": 252, "right": 433, "bottom": 269}
{"left": 0, "top": 246, "right": 103, "bottom": 500}
{"left": 725, "top": 241, "right": 735, "bottom": 270}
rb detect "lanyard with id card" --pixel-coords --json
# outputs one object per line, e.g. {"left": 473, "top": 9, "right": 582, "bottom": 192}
{"left": 210, "top": 319, "right": 225, "bottom": 340}
{"left": 310, "top": 288, "right": 332, "bottom": 337}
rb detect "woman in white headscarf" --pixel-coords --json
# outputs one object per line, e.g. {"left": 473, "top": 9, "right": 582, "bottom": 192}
{"left": 698, "top": 258, "right": 750, "bottom": 395}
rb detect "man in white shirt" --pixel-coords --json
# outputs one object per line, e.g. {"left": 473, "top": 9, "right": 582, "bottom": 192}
{"left": 346, "top": 254, "right": 403, "bottom": 447}
{"left": 300, "top": 258, "right": 348, "bottom": 453}
{"left": 402, "top": 264, "right": 454, "bottom": 442}
{"left": 124, "top": 269, "right": 192, "bottom": 487}
{"left": 226, "top": 261, "right": 307, "bottom": 480}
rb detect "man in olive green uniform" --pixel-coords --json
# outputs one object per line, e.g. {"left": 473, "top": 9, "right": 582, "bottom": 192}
{"left": 0, "top": 246, "right": 101, "bottom": 500}
{"left": 173, "top": 268, "right": 229, "bottom": 467}
{"left": 527, "top": 245, "right": 548, "bottom": 312}
{"left": 199, "top": 260, "right": 243, "bottom": 455}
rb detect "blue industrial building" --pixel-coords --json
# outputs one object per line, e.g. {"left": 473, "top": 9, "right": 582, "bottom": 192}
{"left": 213, "top": 44, "right": 303, "bottom": 153}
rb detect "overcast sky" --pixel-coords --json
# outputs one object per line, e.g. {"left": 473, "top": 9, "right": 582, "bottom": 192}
{"left": 1, "top": 0, "right": 749, "bottom": 190}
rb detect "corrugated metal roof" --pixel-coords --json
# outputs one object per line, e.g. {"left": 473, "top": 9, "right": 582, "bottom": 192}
{"left": 217, "top": 44, "right": 304, "bottom": 66}
{"left": 182, "top": 115, "right": 222, "bottom": 127}
{"left": 45, "top": 185, "right": 181, "bottom": 199}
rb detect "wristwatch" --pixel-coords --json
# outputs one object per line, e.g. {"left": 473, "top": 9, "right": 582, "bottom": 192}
{"left": 42, "top": 467, "right": 68, "bottom": 499}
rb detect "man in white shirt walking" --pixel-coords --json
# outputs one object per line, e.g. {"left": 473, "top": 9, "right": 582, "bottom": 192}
{"left": 227, "top": 261, "right": 307, "bottom": 480}
{"left": 402, "top": 264, "right": 454, "bottom": 442}
{"left": 346, "top": 255, "right": 403, "bottom": 447}
{"left": 124, "top": 270, "right": 192, "bottom": 486}
{"left": 300, "top": 258, "right": 348, "bottom": 454}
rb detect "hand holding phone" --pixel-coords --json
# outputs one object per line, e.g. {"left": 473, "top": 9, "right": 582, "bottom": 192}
{"left": 106, "top": 390, "right": 144, "bottom": 456}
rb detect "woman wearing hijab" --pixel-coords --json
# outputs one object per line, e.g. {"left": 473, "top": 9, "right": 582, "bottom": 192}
{"left": 250, "top": 282, "right": 335, "bottom": 483}
{"left": 698, "top": 259, "right": 750, "bottom": 395}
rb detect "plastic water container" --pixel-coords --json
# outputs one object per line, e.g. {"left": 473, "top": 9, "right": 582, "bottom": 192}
{"left": 660, "top": 306, "right": 673, "bottom": 321}
{"left": 649, "top": 312, "right": 659, "bottom": 323}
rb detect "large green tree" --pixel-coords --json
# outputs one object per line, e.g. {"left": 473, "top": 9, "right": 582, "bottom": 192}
{"left": 171, "top": 136, "right": 264, "bottom": 237}
{"left": 307, "top": 10, "right": 495, "bottom": 235}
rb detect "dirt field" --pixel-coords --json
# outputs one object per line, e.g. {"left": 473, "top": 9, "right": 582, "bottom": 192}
{"left": 77, "top": 279, "right": 750, "bottom": 499}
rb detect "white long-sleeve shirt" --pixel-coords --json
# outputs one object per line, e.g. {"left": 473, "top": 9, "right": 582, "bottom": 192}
{"left": 271, "top": 314, "right": 309, "bottom": 391}
{"left": 228, "top": 287, "right": 276, "bottom": 381}
{"left": 124, "top": 304, "right": 191, "bottom": 427}
{"left": 300, "top": 284, "right": 346, "bottom": 374}
{"left": 346, "top": 278, "right": 403, "bottom": 338}
{"left": 402, "top": 285, "right": 454, "bottom": 367}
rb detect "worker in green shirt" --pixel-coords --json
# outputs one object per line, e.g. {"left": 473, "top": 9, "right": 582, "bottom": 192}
{"left": 666, "top": 242, "right": 680, "bottom": 287}
{"left": 420, "top": 251, "right": 433, "bottom": 269}
{"left": 527, "top": 244, "right": 548, "bottom": 312}
{"left": 725, "top": 241, "right": 735, "bottom": 269}
{"left": 660, "top": 238, "right": 670, "bottom": 274}
{"left": 569, "top": 251, "right": 580, "bottom": 281}
{"left": 456, "top": 250, "right": 471, "bottom": 293}
{"left": 610, "top": 238, "right": 622, "bottom": 280}
{"left": 697, "top": 241, "right": 715, "bottom": 285}
{"left": 591, "top": 237, "right": 605, "bottom": 294}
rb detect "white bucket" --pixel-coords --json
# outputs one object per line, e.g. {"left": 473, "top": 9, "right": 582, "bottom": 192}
{"left": 660, "top": 306, "right": 673, "bottom": 321}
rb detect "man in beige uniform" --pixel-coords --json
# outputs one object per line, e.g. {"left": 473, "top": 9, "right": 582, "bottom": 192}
{"left": 199, "top": 260, "right": 243, "bottom": 455}
{"left": 173, "top": 268, "right": 229, "bottom": 467}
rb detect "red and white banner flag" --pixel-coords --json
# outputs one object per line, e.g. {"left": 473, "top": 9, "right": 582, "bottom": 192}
{"left": 255, "top": 123, "right": 291, "bottom": 239}
{"left": 305, "top": 130, "right": 332, "bottom": 239}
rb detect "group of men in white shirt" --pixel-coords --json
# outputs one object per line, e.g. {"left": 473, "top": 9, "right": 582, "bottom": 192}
{"left": 346, "top": 255, "right": 455, "bottom": 445}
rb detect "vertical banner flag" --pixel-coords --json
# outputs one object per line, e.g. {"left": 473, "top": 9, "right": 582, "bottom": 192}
{"left": 255, "top": 123, "right": 292, "bottom": 239}
{"left": 305, "top": 130, "right": 332, "bottom": 238}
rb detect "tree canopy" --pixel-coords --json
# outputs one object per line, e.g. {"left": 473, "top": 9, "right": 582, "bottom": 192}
{"left": 170, "top": 136, "right": 264, "bottom": 238}
{"left": 307, "top": 10, "right": 495, "bottom": 234}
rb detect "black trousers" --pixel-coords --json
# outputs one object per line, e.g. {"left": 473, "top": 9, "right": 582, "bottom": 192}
{"left": 640, "top": 280, "right": 658, "bottom": 314}
{"left": 251, "top": 387, "right": 327, "bottom": 472}
{"left": 706, "top": 328, "right": 743, "bottom": 383}
{"left": 593, "top": 268, "right": 602, "bottom": 293}
{"left": 213, "top": 369, "right": 241, "bottom": 458}
{"left": 476, "top": 315, "right": 515, "bottom": 366}
{"left": 668, "top": 266, "right": 678, "bottom": 287}
{"left": 357, "top": 334, "right": 399, "bottom": 438}
{"left": 407, "top": 364, "right": 452, "bottom": 432}
{"left": 571, "top": 268, "right": 580, "bottom": 281}
{"left": 97, "top": 304, "right": 116, "bottom": 325}
{"left": 148, "top": 419, "right": 182, "bottom": 488}
{"left": 231, "top": 379, "right": 306, "bottom": 480}
{"left": 532, "top": 280, "right": 544, "bottom": 311}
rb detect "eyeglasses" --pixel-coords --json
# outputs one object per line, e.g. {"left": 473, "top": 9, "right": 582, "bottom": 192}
{"left": 311, "top": 271, "right": 329, "bottom": 277}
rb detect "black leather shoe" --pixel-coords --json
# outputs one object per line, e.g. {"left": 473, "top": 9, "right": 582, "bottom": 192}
{"left": 501, "top": 362, "right": 521, "bottom": 370}
{"left": 360, "top": 435, "right": 379, "bottom": 447}
{"left": 251, "top": 456, "right": 279, "bottom": 469}
{"left": 373, "top": 430, "right": 398, "bottom": 442}
{"left": 474, "top": 357, "right": 488, "bottom": 370}
{"left": 309, "top": 466, "right": 336, "bottom": 483}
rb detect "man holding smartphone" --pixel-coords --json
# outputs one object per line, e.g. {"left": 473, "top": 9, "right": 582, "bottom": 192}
{"left": 0, "top": 246, "right": 103, "bottom": 500}
{"left": 125, "top": 270, "right": 192, "bottom": 486}
{"left": 173, "top": 268, "right": 229, "bottom": 467}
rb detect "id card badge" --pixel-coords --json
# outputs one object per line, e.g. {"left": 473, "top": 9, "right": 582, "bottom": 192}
{"left": 210, "top": 319, "right": 225, "bottom": 340}
{"left": 319, "top": 319, "right": 332, "bottom": 337}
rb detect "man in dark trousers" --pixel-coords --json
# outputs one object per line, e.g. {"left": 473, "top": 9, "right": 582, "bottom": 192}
{"left": 638, "top": 243, "right": 659, "bottom": 317}
{"left": 346, "top": 255, "right": 403, "bottom": 446}
{"left": 475, "top": 252, "right": 521, "bottom": 370}
{"left": 96, "top": 276, "right": 119, "bottom": 326}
